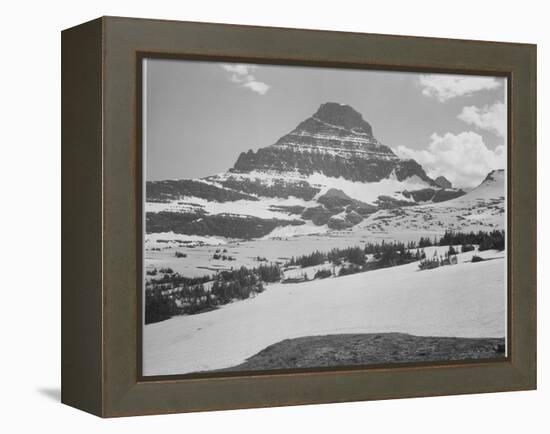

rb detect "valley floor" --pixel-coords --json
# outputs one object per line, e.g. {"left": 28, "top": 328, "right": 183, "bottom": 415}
{"left": 143, "top": 248, "right": 506, "bottom": 376}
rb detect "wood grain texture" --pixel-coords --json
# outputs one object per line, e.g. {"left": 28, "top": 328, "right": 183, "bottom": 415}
{"left": 61, "top": 18, "right": 104, "bottom": 416}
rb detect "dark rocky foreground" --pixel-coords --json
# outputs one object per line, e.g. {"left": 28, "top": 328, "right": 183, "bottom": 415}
{"left": 220, "top": 333, "right": 505, "bottom": 372}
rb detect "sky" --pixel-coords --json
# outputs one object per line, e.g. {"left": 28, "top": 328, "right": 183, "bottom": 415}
{"left": 144, "top": 58, "right": 506, "bottom": 188}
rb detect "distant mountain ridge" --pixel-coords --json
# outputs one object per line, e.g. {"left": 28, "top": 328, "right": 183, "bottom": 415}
{"left": 448, "top": 169, "right": 505, "bottom": 204}
{"left": 145, "top": 103, "right": 490, "bottom": 239}
{"left": 361, "top": 169, "right": 506, "bottom": 235}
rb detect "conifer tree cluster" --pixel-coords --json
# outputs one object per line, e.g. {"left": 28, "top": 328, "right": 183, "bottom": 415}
{"left": 439, "top": 230, "right": 505, "bottom": 251}
{"left": 145, "top": 263, "right": 282, "bottom": 324}
{"left": 418, "top": 246, "right": 458, "bottom": 270}
{"left": 146, "top": 230, "right": 505, "bottom": 323}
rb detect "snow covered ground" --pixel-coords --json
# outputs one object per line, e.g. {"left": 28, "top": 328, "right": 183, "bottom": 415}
{"left": 143, "top": 248, "right": 506, "bottom": 376}
{"left": 145, "top": 230, "right": 420, "bottom": 277}
{"left": 143, "top": 169, "right": 506, "bottom": 375}
{"left": 146, "top": 232, "right": 226, "bottom": 247}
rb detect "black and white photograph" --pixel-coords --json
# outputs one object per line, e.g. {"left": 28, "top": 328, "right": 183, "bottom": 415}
{"left": 142, "top": 59, "right": 507, "bottom": 377}
{"left": 2, "top": 0, "right": 544, "bottom": 427}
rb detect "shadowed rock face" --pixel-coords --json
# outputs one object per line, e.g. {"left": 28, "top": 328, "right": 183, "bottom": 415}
{"left": 232, "top": 102, "right": 437, "bottom": 185}
{"left": 435, "top": 176, "right": 453, "bottom": 189}
{"left": 401, "top": 187, "right": 466, "bottom": 204}
{"left": 317, "top": 188, "right": 357, "bottom": 211}
{"left": 301, "top": 206, "right": 333, "bottom": 226}
{"left": 297, "top": 102, "right": 375, "bottom": 138}
{"left": 146, "top": 212, "right": 305, "bottom": 239}
{"left": 298, "top": 189, "right": 377, "bottom": 228}
{"left": 314, "top": 102, "right": 374, "bottom": 135}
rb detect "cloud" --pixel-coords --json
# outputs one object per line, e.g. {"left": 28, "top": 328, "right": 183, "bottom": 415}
{"left": 457, "top": 101, "right": 506, "bottom": 137}
{"left": 418, "top": 74, "right": 502, "bottom": 102}
{"left": 396, "top": 131, "right": 505, "bottom": 187}
{"left": 242, "top": 80, "right": 270, "bottom": 95}
{"left": 220, "top": 64, "right": 270, "bottom": 95}
{"left": 221, "top": 64, "right": 251, "bottom": 75}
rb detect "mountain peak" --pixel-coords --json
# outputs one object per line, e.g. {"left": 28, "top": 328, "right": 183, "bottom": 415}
{"left": 434, "top": 176, "right": 452, "bottom": 189}
{"left": 453, "top": 169, "right": 505, "bottom": 202}
{"left": 232, "top": 103, "right": 435, "bottom": 186}
{"left": 312, "top": 102, "right": 373, "bottom": 136}
{"left": 482, "top": 169, "right": 505, "bottom": 184}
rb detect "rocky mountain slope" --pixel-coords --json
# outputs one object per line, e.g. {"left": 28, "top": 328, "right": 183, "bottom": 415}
{"left": 231, "top": 102, "right": 434, "bottom": 184}
{"left": 360, "top": 169, "right": 506, "bottom": 235}
{"left": 146, "top": 103, "right": 492, "bottom": 240}
{"left": 435, "top": 176, "right": 452, "bottom": 189}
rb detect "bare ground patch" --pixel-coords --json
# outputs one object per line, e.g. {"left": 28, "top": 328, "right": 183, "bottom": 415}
{"left": 220, "top": 333, "right": 505, "bottom": 372}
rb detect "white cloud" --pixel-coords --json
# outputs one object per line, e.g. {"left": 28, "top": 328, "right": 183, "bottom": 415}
{"left": 458, "top": 101, "right": 506, "bottom": 137}
{"left": 419, "top": 74, "right": 502, "bottom": 102}
{"left": 242, "top": 80, "right": 270, "bottom": 95}
{"left": 220, "top": 64, "right": 270, "bottom": 95}
{"left": 396, "top": 131, "right": 505, "bottom": 187}
{"left": 221, "top": 64, "right": 251, "bottom": 75}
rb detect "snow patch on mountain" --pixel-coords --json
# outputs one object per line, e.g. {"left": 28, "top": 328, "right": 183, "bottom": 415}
{"left": 273, "top": 141, "right": 397, "bottom": 159}
{"left": 262, "top": 223, "right": 329, "bottom": 239}
{"left": 147, "top": 194, "right": 313, "bottom": 221}
{"left": 210, "top": 169, "right": 304, "bottom": 187}
{"left": 307, "top": 171, "right": 431, "bottom": 205}
{"left": 211, "top": 168, "right": 434, "bottom": 206}
{"left": 146, "top": 232, "right": 226, "bottom": 247}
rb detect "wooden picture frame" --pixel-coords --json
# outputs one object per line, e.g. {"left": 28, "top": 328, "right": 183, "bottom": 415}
{"left": 61, "top": 16, "right": 536, "bottom": 417}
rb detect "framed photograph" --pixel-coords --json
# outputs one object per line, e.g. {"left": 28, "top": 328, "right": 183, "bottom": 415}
{"left": 62, "top": 16, "right": 536, "bottom": 417}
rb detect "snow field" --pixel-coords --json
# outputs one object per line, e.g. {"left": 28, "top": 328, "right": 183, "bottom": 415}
{"left": 143, "top": 249, "right": 505, "bottom": 375}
